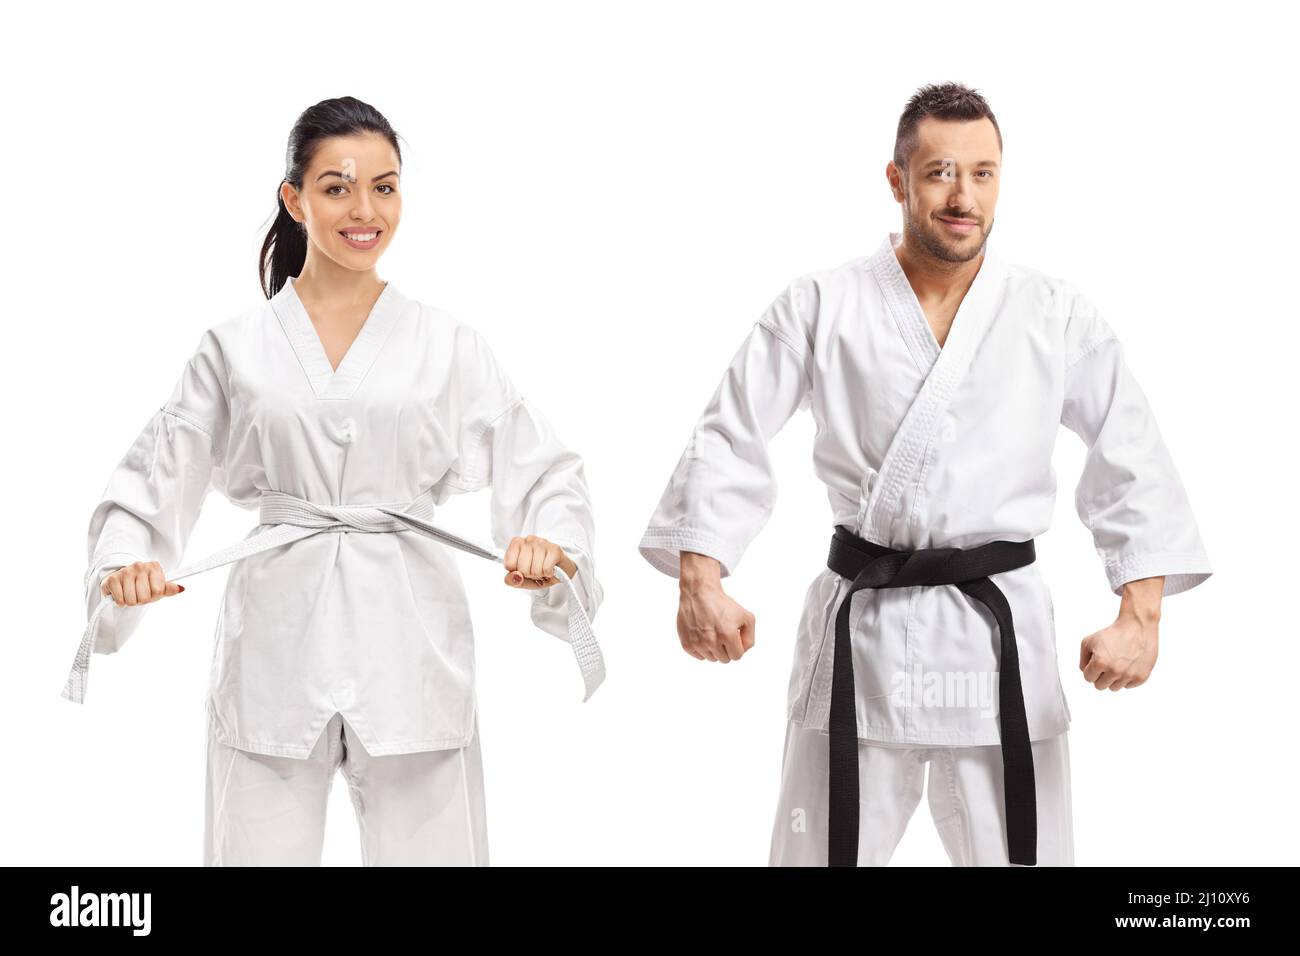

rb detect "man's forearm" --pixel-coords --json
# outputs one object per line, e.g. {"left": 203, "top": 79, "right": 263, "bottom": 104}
{"left": 680, "top": 550, "right": 723, "bottom": 593}
{"left": 1119, "top": 575, "right": 1164, "bottom": 625}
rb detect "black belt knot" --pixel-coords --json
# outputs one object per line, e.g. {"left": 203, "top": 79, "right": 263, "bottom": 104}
{"left": 825, "top": 524, "right": 1039, "bottom": 866}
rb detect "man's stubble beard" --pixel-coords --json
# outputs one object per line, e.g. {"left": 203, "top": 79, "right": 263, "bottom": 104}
{"left": 900, "top": 189, "right": 993, "bottom": 265}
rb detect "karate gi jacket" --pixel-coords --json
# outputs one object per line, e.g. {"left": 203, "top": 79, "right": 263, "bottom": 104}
{"left": 640, "top": 232, "right": 1211, "bottom": 745}
{"left": 81, "top": 276, "right": 603, "bottom": 758}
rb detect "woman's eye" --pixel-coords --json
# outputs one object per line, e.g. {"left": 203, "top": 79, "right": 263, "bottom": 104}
{"left": 376, "top": 183, "right": 395, "bottom": 194}
{"left": 326, "top": 185, "right": 347, "bottom": 196}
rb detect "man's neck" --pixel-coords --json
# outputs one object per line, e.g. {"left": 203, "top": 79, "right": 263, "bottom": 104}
{"left": 893, "top": 236, "right": 984, "bottom": 303}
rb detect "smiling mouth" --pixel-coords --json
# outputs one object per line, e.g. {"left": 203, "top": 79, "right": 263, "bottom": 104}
{"left": 937, "top": 216, "right": 979, "bottom": 233}
{"left": 339, "top": 229, "right": 382, "bottom": 248}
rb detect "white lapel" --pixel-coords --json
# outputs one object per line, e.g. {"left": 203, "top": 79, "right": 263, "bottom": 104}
{"left": 271, "top": 275, "right": 409, "bottom": 401}
{"left": 858, "top": 231, "right": 1007, "bottom": 544}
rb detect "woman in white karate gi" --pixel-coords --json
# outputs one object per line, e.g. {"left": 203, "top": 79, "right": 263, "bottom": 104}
{"left": 77, "top": 96, "right": 604, "bottom": 866}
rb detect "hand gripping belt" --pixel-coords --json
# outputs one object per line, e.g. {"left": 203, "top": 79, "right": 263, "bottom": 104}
{"left": 64, "top": 489, "right": 605, "bottom": 706}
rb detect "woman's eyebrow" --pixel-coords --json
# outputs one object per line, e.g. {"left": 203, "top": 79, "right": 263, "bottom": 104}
{"left": 314, "top": 169, "right": 400, "bottom": 183}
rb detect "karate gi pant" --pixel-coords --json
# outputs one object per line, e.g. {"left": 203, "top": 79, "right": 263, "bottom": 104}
{"left": 204, "top": 710, "right": 489, "bottom": 866}
{"left": 768, "top": 718, "right": 1074, "bottom": 866}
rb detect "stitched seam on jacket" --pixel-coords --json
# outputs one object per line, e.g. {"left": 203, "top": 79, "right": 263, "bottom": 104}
{"left": 756, "top": 318, "right": 810, "bottom": 366}
{"left": 460, "top": 395, "right": 524, "bottom": 486}
{"left": 1064, "top": 332, "right": 1117, "bottom": 371}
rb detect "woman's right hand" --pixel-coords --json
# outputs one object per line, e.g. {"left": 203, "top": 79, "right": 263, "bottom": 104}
{"left": 100, "top": 561, "right": 184, "bottom": 608}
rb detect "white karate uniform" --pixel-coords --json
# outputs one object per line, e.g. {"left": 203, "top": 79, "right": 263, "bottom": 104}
{"left": 639, "top": 231, "right": 1211, "bottom": 864}
{"left": 75, "top": 275, "right": 602, "bottom": 864}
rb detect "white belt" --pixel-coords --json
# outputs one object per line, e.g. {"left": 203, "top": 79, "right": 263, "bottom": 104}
{"left": 63, "top": 489, "right": 605, "bottom": 705}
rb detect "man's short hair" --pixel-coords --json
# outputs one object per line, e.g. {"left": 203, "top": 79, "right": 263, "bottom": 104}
{"left": 894, "top": 82, "right": 1002, "bottom": 172}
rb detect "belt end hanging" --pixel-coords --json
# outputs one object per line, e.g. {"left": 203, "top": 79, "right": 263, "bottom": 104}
{"left": 61, "top": 672, "right": 86, "bottom": 705}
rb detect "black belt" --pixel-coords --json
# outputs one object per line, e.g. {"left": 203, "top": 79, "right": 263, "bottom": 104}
{"left": 825, "top": 524, "right": 1039, "bottom": 866}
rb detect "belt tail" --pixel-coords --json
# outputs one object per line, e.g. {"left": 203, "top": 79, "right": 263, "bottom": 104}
{"left": 553, "top": 565, "right": 606, "bottom": 701}
{"left": 61, "top": 594, "right": 113, "bottom": 705}
{"left": 958, "top": 576, "right": 1038, "bottom": 866}
{"left": 377, "top": 507, "right": 502, "bottom": 562}
{"left": 828, "top": 584, "right": 862, "bottom": 866}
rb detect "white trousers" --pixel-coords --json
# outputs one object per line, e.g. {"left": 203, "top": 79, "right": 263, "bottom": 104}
{"left": 768, "top": 719, "right": 1074, "bottom": 866}
{"left": 203, "top": 710, "right": 490, "bottom": 866}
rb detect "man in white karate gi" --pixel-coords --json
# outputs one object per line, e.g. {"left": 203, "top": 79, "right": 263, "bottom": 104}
{"left": 638, "top": 82, "right": 1212, "bottom": 866}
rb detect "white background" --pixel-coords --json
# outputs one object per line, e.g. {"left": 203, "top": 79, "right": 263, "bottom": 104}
{"left": 3, "top": 0, "right": 1294, "bottom": 866}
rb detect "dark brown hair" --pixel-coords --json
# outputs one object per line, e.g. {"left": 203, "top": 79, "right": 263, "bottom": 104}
{"left": 893, "top": 82, "right": 1002, "bottom": 172}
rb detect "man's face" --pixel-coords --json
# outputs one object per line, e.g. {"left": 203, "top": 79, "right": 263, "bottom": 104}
{"left": 888, "top": 117, "right": 1001, "bottom": 264}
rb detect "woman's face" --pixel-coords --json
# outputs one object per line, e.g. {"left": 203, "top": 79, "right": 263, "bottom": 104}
{"left": 281, "top": 132, "right": 401, "bottom": 271}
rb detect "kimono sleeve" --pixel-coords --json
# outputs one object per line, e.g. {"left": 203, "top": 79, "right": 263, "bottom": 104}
{"left": 446, "top": 325, "right": 604, "bottom": 640}
{"left": 1058, "top": 286, "right": 1212, "bottom": 597}
{"left": 84, "top": 329, "right": 230, "bottom": 654}
{"left": 638, "top": 279, "right": 814, "bottom": 578}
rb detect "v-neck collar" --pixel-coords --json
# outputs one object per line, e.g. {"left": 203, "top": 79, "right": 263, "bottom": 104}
{"left": 859, "top": 232, "right": 1008, "bottom": 545}
{"left": 869, "top": 230, "right": 1002, "bottom": 375}
{"left": 271, "top": 274, "right": 408, "bottom": 400}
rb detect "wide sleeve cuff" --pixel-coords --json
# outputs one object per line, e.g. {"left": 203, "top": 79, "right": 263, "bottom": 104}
{"left": 638, "top": 526, "right": 742, "bottom": 579}
{"left": 1104, "top": 550, "right": 1213, "bottom": 597}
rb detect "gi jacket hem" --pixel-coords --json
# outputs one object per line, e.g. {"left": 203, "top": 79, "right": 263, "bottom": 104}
{"left": 207, "top": 698, "right": 477, "bottom": 759}
{"left": 211, "top": 728, "right": 478, "bottom": 759}
{"left": 790, "top": 707, "right": 1072, "bottom": 748}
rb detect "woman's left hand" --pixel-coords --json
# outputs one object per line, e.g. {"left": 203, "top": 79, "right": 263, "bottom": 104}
{"left": 503, "top": 535, "right": 578, "bottom": 590}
